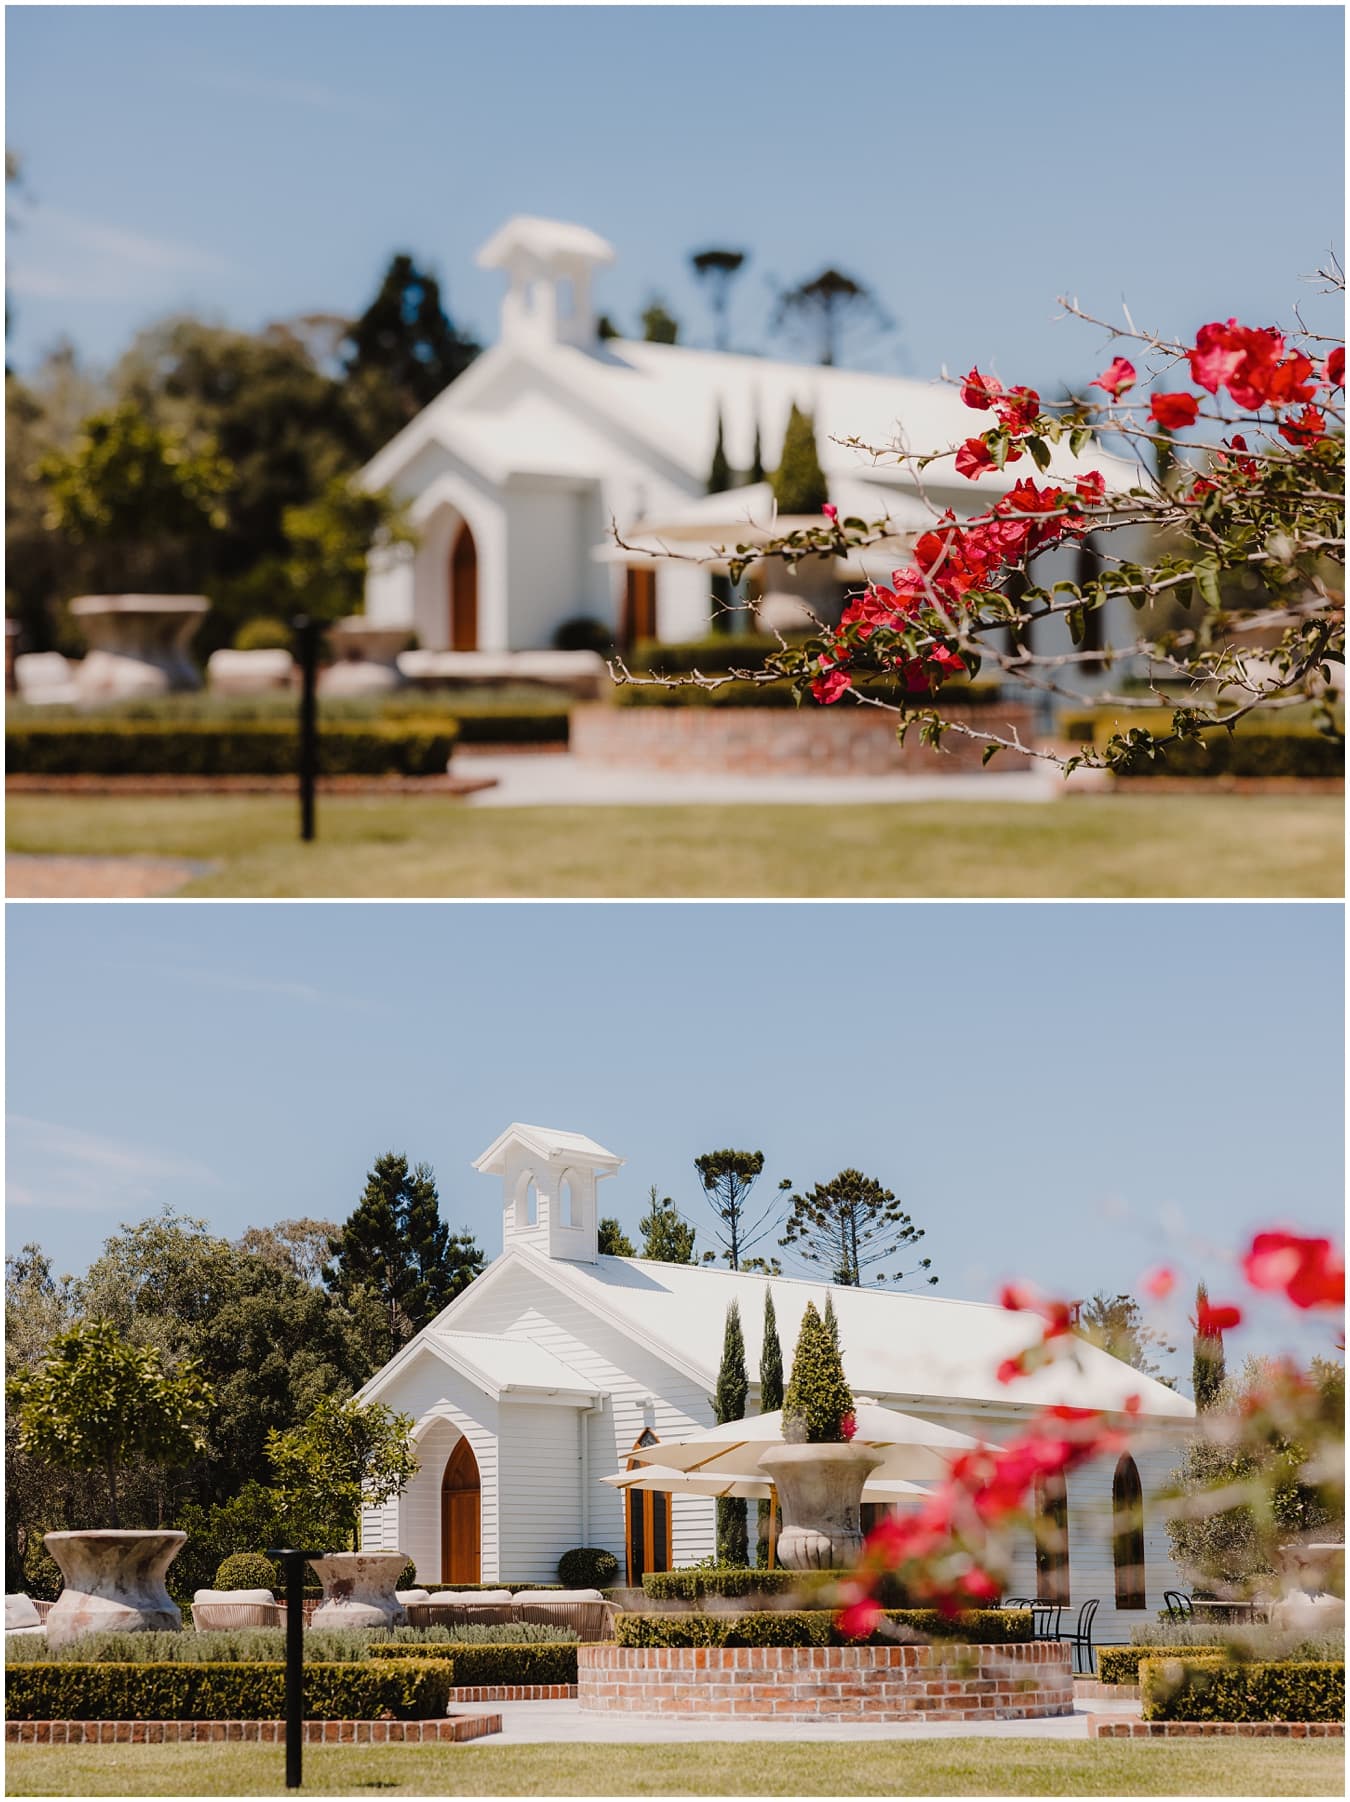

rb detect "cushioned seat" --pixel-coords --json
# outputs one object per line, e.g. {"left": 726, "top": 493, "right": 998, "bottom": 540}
{"left": 191, "top": 1587, "right": 280, "bottom": 1631}
{"left": 404, "top": 1589, "right": 514, "bottom": 1628}
{"left": 5, "top": 1594, "right": 45, "bottom": 1638}
{"left": 511, "top": 1589, "right": 614, "bottom": 1641}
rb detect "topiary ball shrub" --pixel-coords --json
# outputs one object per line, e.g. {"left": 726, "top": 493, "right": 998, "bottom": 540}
{"left": 557, "top": 1547, "right": 620, "bottom": 1588}
{"left": 396, "top": 1560, "right": 417, "bottom": 1591}
{"left": 233, "top": 616, "right": 294, "bottom": 653}
{"left": 214, "top": 1553, "right": 281, "bottom": 1594}
{"left": 553, "top": 616, "right": 613, "bottom": 654}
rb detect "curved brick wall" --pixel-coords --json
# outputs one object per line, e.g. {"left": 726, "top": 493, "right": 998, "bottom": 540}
{"left": 578, "top": 1641, "right": 1074, "bottom": 1722}
{"left": 570, "top": 703, "right": 1037, "bottom": 776}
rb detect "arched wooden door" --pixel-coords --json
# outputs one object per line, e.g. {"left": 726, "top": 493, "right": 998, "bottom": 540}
{"left": 441, "top": 1437, "right": 481, "bottom": 1583}
{"left": 625, "top": 1428, "right": 672, "bottom": 1585}
{"left": 450, "top": 523, "right": 479, "bottom": 651}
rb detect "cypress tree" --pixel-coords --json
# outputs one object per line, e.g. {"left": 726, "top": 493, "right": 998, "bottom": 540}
{"left": 714, "top": 1302, "right": 749, "bottom": 1565}
{"left": 749, "top": 419, "right": 766, "bottom": 485}
{"left": 783, "top": 1302, "right": 854, "bottom": 1443}
{"left": 770, "top": 404, "right": 829, "bottom": 516}
{"left": 1192, "top": 1281, "right": 1227, "bottom": 1411}
{"left": 757, "top": 1290, "right": 784, "bottom": 1566}
{"left": 708, "top": 409, "right": 732, "bottom": 494}
{"left": 822, "top": 1291, "right": 840, "bottom": 1352}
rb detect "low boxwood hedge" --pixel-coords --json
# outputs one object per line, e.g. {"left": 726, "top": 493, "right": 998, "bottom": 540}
{"left": 641, "top": 1568, "right": 850, "bottom": 1603}
{"left": 1059, "top": 710, "right": 1343, "bottom": 778}
{"left": 3, "top": 1659, "right": 452, "bottom": 1721}
{"left": 1098, "top": 1645, "right": 1227, "bottom": 1684}
{"left": 615, "top": 1609, "right": 1031, "bottom": 1649}
{"left": 1140, "top": 1655, "right": 1345, "bottom": 1722}
{"left": 5, "top": 720, "right": 458, "bottom": 778}
{"left": 367, "top": 1641, "right": 578, "bottom": 1686}
{"left": 613, "top": 677, "right": 1006, "bottom": 711}
{"left": 449, "top": 712, "right": 568, "bottom": 745}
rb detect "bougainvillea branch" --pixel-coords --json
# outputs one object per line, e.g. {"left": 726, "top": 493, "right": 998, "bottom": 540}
{"left": 610, "top": 278, "right": 1344, "bottom": 771}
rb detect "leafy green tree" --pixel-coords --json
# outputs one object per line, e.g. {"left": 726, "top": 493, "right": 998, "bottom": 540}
{"left": 638, "top": 1187, "right": 696, "bottom": 1264}
{"left": 782, "top": 1302, "right": 854, "bottom": 1444}
{"left": 9, "top": 1319, "right": 210, "bottom": 1527}
{"left": 769, "top": 404, "right": 829, "bottom": 516}
{"left": 641, "top": 300, "right": 680, "bottom": 345}
{"left": 756, "top": 1289, "right": 784, "bottom": 1566}
{"left": 1193, "top": 1281, "right": 1228, "bottom": 1412}
{"left": 713, "top": 1302, "right": 749, "bottom": 1565}
{"left": 688, "top": 248, "right": 748, "bottom": 352}
{"left": 772, "top": 267, "right": 892, "bottom": 368}
{"left": 234, "top": 1219, "right": 338, "bottom": 1287}
{"left": 323, "top": 1154, "right": 483, "bottom": 1378}
{"left": 598, "top": 1218, "right": 636, "bottom": 1256}
{"left": 780, "top": 1169, "right": 935, "bottom": 1287}
{"left": 695, "top": 1149, "right": 784, "bottom": 1272}
{"left": 1079, "top": 1291, "right": 1176, "bottom": 1384}
{"left": 342, "top": 252, "right": 479, "bottom": 451}
{"left": 37, "top": 402, "right": 233, "bottom": 591}
{"left": 265, "top": 1395, "right": 419, "bottom": 1552}
{"left": 279, "top": 474, "right": 414, "bottom": 623}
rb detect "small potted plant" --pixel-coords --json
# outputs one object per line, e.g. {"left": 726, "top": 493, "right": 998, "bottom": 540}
{"left": 757, "top": 1302, "right": 882, "bottom": 1569}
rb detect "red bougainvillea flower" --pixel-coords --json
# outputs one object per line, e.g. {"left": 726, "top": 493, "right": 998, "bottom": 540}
{"left": 840, "top": 1411, "right": 858, "bottom": 1441}
{"left": 1075, "top": 470, "right": 1106, "bottom": 505}
{"left": 1242, "top": 1232, "right": 1345, "bottom": 1310}
{"left": 1220, "top": 434, "right": 1259, "bottom": 481}
{"left": 1093, "top": 357, "right": 1136, "bottom": 399}
{"left": 821, "top": 503, "right": 838, "bottom": 523}
{"left": 999, "top": 1283, "right": 1036, "bottom": 1312}
{"left": 1193, "top": 1299, "right": 1243, "bottom": 1335}
{"left": 996, "top": 1355, "right": 1027, "bottom": 1386}
{"left": 837, "top": 1596, "right": 882, "bottom": 1639}
{"left": 955, "top": 437, "right": 997, "bottom": 480}
{"left": 1149, "top": 392, "right": 1200, "bottom": 431}
{"left": 958, "top": 1567, "right": 1001, "bottom": 1603}
{"left": 1324, "top": 347, "right": 1345, "bottom": 388}
{"left": 961, "top": 367, "right": 1003, "bottom": 410}
{"left": 994, "top": 386, "right": 1040, "bottom": 432}
{"left": 811, "top": 660, "right": 852, "bottom": 705}
{"left": 1143, "top": 1266, "right": 1176, "bottom": 1300}
{"left": 1279, "top": 405, "right": 1326, "bottom": 447}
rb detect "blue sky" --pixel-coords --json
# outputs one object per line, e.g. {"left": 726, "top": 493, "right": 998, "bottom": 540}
{"left": 6, "top": 6, "right": 1344, "bottom": 384}
{"left": 6, "top": 902, "right": 1343, "bottom": 1382}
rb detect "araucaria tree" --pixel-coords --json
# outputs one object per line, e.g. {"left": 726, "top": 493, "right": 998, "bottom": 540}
{"left": 780, "top": 1169, "right": 936, "bottom": 1287}
{"left": 695, "top": 1149, "right": 782, "bottom": 1273}
{"left": 9, "top": 1319, "right": 211, "bottom": 1527}
{"left": 324, "top": 1153, "right": 483, "bottom": 1377}
{"left": 638, "top": 1188, "right": 696, "bottom": 1265}
{"left": 782, "top": 1302, "right": 854, "bottom": 1444}
{"left": 713, "top": 1302, "right": 749, "bottom": 1565}
{"left": 756, "top": 1290, "right": 784, "bottom": 1565}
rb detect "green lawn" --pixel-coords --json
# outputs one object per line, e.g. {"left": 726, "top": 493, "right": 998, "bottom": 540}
{"left": 5, "top": 793, "right": 1343, "bottom": 897}
{"left": 5, "top": 1740, "right": 1344, "bottom": 1797}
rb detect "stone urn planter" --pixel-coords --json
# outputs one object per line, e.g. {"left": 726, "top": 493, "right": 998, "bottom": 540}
{"left": 307, "top": 1552, "right": 409, "bottom": 1629}
{"left": 757, "top": 1443, "right": 884, "bottom": 1570}
{"left": 43, "top": 1529, "right": 185, "bottom": 1650}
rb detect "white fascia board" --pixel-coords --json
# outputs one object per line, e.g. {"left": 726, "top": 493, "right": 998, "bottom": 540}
{"left": 509, "top": 1246, "right": 716, "bottom": 1392}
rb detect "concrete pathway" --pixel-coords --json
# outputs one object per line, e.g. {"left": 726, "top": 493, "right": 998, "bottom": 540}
{"left": 457, "top": 752, "right": 1057, "bottom": 809}
{"left": 471, "top": 1695, "right": 1142, "bottom": 1747}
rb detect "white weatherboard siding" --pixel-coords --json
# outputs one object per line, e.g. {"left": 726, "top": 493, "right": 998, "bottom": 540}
{"left": 496, "top": 1402, "right": 584, "bottom": 1582}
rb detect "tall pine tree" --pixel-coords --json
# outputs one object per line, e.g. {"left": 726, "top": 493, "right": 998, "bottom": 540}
{"left": 638, "top": 1188, "right": 696, "bottom": 1264}
{"left": 757, "top": 1290, "right": 784, "bottom": 1566}
{"left": 713, "top": 1301, "right": 749, "bottom": 1566}
{"left": 324, "top": 1153, "right": 483, "bottom": 1377}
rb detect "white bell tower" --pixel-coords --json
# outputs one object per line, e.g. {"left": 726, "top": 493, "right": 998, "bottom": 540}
{"left": 475, "top": 216, "right": 617, "bottom": 351}
{"left": 473, "top": 1123, "right": 625, "bottom": 1264}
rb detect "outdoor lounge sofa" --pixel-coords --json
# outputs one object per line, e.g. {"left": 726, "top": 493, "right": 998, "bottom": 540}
{"left": 191, "top": 1587, "right": 282, "bottom": 1630}
{"left": 402, "top": 1586, "right": 615, "bottom": 1640}
{"left": 5, "top": 1594, "right": 47, "bottom": 1641}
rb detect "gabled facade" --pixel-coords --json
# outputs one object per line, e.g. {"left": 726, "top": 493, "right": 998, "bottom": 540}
{"left": 359, "top": 217, "right": 1141, "bottom": 658}
{"left": 358, "top": 1122, "right": 1195, "bottom": 1646}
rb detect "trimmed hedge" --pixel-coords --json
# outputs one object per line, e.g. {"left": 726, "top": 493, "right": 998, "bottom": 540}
{"left": 367, "top": 1641, "right": 578, "bottom": 1686}
{"left": 614, "top": 677, "right": 1006, "bottom": 711}
{"left": 1140, "top": 1656, "right": 1345, "bottom": 1723}
{"left": 214, "top": 1552, "right": 281, "bottom": 1593}
{"left": 1099, "top": 1645, "right": 1227, "bottom": 1684}
{"left": 3, "top": 1659, "right": 452, "bottom": 1721}
{"left": 642, "top": 1567, "right": 850, "bottom": 1603}
{"left": 615, "top": 1609, "right": 1031, "bottom": 1649}
{"left": 1060, "top": 710, "right": 1344, "bottom": 778}
{"left": 5, "top": 720, "right": 458, "bottom": 777}
{"left": 450, "top": 712, "right": 568, "bottom": 745}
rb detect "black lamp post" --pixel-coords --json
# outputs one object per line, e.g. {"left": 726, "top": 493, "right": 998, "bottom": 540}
{"left": 291, "top": 615, "right": 320, "bottom": 843}
{"left": 265, "top": 1547, "right": 324, "bottom": 1789}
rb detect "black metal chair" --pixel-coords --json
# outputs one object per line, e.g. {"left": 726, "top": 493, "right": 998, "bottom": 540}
{"left": 1003, "top": 1597, "right": 1063, "bottom": 1643}
{"left": 1163, "top": 1589, "right": 1193, "bottom": 1620}
{"left": 1064, "top": 1597, "right": 1100, "bottom": 1674}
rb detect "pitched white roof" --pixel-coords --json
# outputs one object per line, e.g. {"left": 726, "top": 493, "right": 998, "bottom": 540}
{"left": 508, "top": 1250, "right": 1192, "bottom": 1422}
{"left": 362, "top": 335, "right": 1143, "bottom": 500}
{"left": 472, "top": 1123, "right": 625, "bottom": 1175}
{"left": 360, "top": 1325, "right": 601, "bottom": 1406}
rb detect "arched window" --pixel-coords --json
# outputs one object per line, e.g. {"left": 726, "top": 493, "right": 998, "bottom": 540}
{"left": 625, "top": 1428, "right": 672, "bottom": 1586}
{"left": 559, "top": 1171, "right": 576, "bottom": 1228}
{"left": 1112, "top": 1454, "right": 1146, "bottom": 1609}
{"left": 1034, "top": 1472, "right": 1070, "bottom": 1605}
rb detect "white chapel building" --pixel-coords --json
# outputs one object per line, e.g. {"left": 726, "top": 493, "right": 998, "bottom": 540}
{"left": 357, "top": 1122, "right": 1195, "bottom": 1646}
{"left": 359, "top": 217, "right": 1140, "bottom": 658}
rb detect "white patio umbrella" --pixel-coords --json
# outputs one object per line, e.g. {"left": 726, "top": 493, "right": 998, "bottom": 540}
{"left": 624, "top": 1402, "right": 986, "bottom": 1485}
{"left": 600, "top": 1464, "right": 935, "bottom": 1505}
